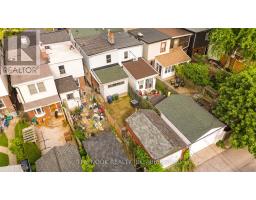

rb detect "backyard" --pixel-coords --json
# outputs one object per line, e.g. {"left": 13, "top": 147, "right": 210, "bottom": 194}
{"left": 0, "top": 152, "right": 9, "bottom": 167}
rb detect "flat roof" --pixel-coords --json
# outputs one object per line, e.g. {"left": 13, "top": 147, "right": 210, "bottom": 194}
{"left": 83, "top": 132, "right": 135, "bottom": 172}
{"left": 155, "top": 47, "right": 191, "bottom": 67}
{"left": 40, "top": 30, "right": 70, "bottom": 44}
{"left": 93, "top": 64, "right": 128, "bottom": 84}
{"left": 122, "top": 58, "right": 158, "bottom": 80}
{"left": 55, "top": 75, "right": 78, "bottom": 94}
{"left": 157, "top": 28, "right": 192, "bottom": 38}
{"left": 71, "top": 28, "right": 124, "bottom": 39}
{"left": 156, "top": 95, "right": 225, "bottom": 143}
{"left": 128, "top": 28, "right": 170, "bottom": 44}
{"left": 126, "top": 109, "right": 186, "bottom": 160}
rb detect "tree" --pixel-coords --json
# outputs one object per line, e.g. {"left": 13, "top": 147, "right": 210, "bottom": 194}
{"left": 213, "top": 66, "right": 256, "bottom": 155}
{"left": 175, "top": 62, "right": 210, "bottom": 86}
{"left": 0, "top": 28, "right": 25, "bottom": 41}
{"left": 209, "top": 28, "right": 256, "bottom": 62}
{"left": 81, "top": 156, "right": 95, "bottom": 172}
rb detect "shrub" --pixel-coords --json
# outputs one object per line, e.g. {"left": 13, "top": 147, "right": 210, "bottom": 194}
{"left": 81, "top": 156, "right": 95, "bottom": 172}
{"left": 23, "top": 142, "right": 41, "bottom": 164}
{"left": 79, "top": 146, "right": 87, "bottom": 157}
{"left": 9, "top": 137, "right": 25, "bottom": 162}
{"left": 156, "top": 79, "right": 169, "bottom": 95}
{"left": 0, "top": 152, "right": 9, "bottom": 167}
{"left": 216, "top": 140, "right": 225, "bottom": 149}
{"left": 172, "top": 150, "right": 195, "bottom": 172}
{"left": 14, "top": 120, "right": 29, "bottom": 138}
{"left": 0, "top": 133, "right": 8, "bottom": 147}
{"left": 74, "top": 128, "right": 86, "bottom": 141}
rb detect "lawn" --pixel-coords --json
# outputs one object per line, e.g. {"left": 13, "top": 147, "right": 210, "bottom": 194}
{"left": 106, "top": 96, "right": 134, "bottom": 127}
{"left": 0, "top": 133, "right": 8, "bottom": 147}
{"left": 0, "top": 152, "right": 9, "bottom": 167}
{"left": 14, "top": 120, "right": 30, "bottom": 137}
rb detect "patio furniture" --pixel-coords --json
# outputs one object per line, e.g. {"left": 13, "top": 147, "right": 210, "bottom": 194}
{"left": 130, "top": 99, "right": 139, "bottom": 108}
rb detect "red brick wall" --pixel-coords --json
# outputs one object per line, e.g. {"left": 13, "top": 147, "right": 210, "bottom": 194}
{"left": 0, "top": 95, "right": 16, "bottom": 115}
{"left": 78, "top": 76, "right": 86, "bottom": 91}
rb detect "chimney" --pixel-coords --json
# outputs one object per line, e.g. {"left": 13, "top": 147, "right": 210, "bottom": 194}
{"left": 107, "top": 29, "right": 115, "bottom": 45}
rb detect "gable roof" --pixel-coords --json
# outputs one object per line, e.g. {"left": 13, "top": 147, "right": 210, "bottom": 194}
{"left": 75, "top": 32, "right": 143, "bottom": 56}
{"left": 93, "top": 64, "right": 128, "bottom": 84}
{"left": 157, "top": 28, "right": 192, "bottom": 38}
{"left": 128, "top": 28, "right": 170, "bottom": 44}
{"left": 126, "top": 109, "right": 186, "bottom": 160}
{"left": 40, "top": 30, "right": 70, "bottom": 44}
{"left": 156, "top": 95, "right": 225, "bottom": 143}
{"left": 55, "top": 75, "right": 78, "bottom": 94}
{"left": 122, "top": 58, "right": 158, "bottom": 80}
{"left": 155, "top": 47, "right": 191, "bottom": 67}
{"left": 36, "top": 144, "right": 82, "bottom": 172}
{"left": 83, "top": 132, "right": 135, "bottom": 172}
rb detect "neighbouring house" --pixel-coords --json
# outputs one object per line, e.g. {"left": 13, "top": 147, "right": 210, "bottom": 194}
{"left": 36, "top": 143, "right": 82, "bottom": 172}
{"left": 91, "top": 64, "right": 128, "bottom": 100}
{"left": 0, "top": 46, "right": 16, "bottom": 117}
{"left": 154, "top": 47, "right": 191, "bottom": 79}
{"left": 10, "top": 63, "right": 61, "bottom": 123}
{"left": 55, "top": 76, "right": 81, "bottom": 110}
{"left": 74, "top": 31, "right": 143, "bottom": 87}
{"left": 156, "top": 28, "right": 192, "bottom": 52}
{"left": 0, "top": 165, "right": 24, "bottom": 172}
{"left": 185, "top": 28, "right": 211, "bottom": 57}
{"left": 122, "top": 57, "right": 158, "bottom": 94}
{"left": 128, "top": 28, "right": 171, "bottom": 64}
{"left": 156, "top": 95, "right": 226, "bottom": 156}
{"left": 40, "top": 30, "right": 87, "bottom": 95}
{"left": 82, "top": 132, "right": 135, "bottom": 172}
{"left": 125, "top": 109, "right": 187, "bottom": 168}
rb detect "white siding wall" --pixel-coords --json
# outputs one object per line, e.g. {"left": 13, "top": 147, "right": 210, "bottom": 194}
{"left": 101, "top": 78, "right": 128, "bottom": 100}
{"left": 15, "top": 77, "right": 58, "bottom": 104}
{"left": 145, "top": 39, "right": 171, "bottom": 61}
{"left": 160, "top": 150, "right": 183, "bottom": 168}
{"left": 0, "top": 76, "right": 9, "bottom": 97}
{"left": 48, "top": 59, "right": 84, "bottom": 79}
{"left": 59, "top": 90, "right": 81, "bottom": 110}
{"left": 154, "top": 60, "right": 175, "bottom": 79}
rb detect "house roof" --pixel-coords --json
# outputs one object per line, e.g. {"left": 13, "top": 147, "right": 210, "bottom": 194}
{"left": 185, "top": 28, "right": 210, "bottom": 33}
{"left": 75, "top": 32, "right": 142, "bottom": 56}
{"left": 128, "top": 28, "right": 170, "bottom": 44}
{"left": 122, "top": 58, "right": 158, "bottom": 80}
{"left": 23, "top": 94, "right": 60, "bottom": 112}
{"left": 40, "top": 30, "right": 70, "bottom": 44}
{"left": 126, "top": 109, "right": 186, "bottom": 160}
{"left": 36, "top": 144, "right": 82, "bottom": 172}
{"left": 155, "top": 47, "right": 191, "bottom": 67}
{"left": 0, "top": 165, "right": 24, "bottom": 172}
{"left": 156, "top": 28, "right": 192, "bottom": 38}
{"left": 70, "top": 28, "right": 124, "bottom": 39}
{"left": 10, "top": 64, "right": 53, "bottom": 86}
{"left": 82, "top": 132, "right": 135, "bottom": 172}
{"left": 93, "top": 64, "right": 128, "bottom": 84}
{"left": 156, "top": 95, "right": 225, "bottom": 143}
{"left": 55, "top": 75, "right": 78, "bottom": 94}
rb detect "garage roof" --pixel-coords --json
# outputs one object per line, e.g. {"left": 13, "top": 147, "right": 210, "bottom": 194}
{"left": 156, "top": 95, "right": 225, "bottom": 143}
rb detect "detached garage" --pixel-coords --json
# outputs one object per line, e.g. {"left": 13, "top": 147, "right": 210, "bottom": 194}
{"left": 156, "top": 95, "right": 226, "bottom": 156}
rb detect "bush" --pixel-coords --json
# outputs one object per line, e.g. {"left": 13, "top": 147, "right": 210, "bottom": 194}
{"left": 0, "top": 133, "right": 8, "bottom": 147}
{"left": 74, "top": 128, "right": 86, "bottom": 141}
{"left": 23, "top": 142, "right": 41, "bottom": 164}
{"left": 9, "top": 137, "right": 25, "bottom": 162}
{"left": 216, "top": 140, "right": 225, "bottom": 149}
{"left": 171, "top": 150, "right": 195, "bottom": 172}
{"left": 79, "top": 146, "right": 87, "bottom": 157}
{"left": 175, "top": 63, "right": 210, "bottom": 86}
{"left": 155, "top": 79, "right": 169, "bottom": 96}
{"left": 81, "top": 156, "right": 95, "bottom": 172}
{"left": 0, "top": 152, "right": 9, "bottom": 167}
{"left": 14, "top": 120, "right": 29, "bottom": 138}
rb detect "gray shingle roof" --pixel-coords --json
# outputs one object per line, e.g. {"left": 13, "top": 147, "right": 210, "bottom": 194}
{"left": 126, "top": 109, "right": 186, "bottom": 160}
{"left": 40, "top": 30, "right": 70, "bottom": 44}
{"left": 55, "top": 75, "right": 78, "bottom": 94}
{"left": 36, "top": 144, "right": 82, "bottom": 172}
{"left": 75, "top": 32, "right": 143, "bottom": 56}
{"left": 70, "top": 28, "right": 124, "bottom": 39}
{"left": 156, "top": 95, "right": 225, "bottom": 143}
{"left": 185, "top": 28, "right": 210, "bottom": 33}
{"left": 128, "top": 28, "right": 170, "bottom": 44}
{"left": 82, "top": 132, "right": 135, "bottom": 172}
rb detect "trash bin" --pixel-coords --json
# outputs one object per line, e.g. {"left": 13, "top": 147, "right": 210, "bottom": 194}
{"left": 107, "top": 96, "right": 113, "bottom": 104}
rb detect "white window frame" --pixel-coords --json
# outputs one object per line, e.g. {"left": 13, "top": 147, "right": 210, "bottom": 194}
{"left": 37, "top": 82, "right": 46, "bottom": 93}
{"left": 160, "top": 41, "right": 167, "bottom": 53}
{"left": 67, "top": 93, "right": 74, "bottom": 100}
{"left": 0, "top": 99, "right": 6, "bottom": 109}
{"left": 34, "top": 107, "right": 45, "bottom": 117}
{"left": 106, "top": 54, "right": 111, "bottom": 63}
{"left": 28, "top": 84, "right": 38, "bottom": 95}
{"left": 124, "top": 51, "right": 129, "bottom": 59}
{"left": 138, "top": 80, "right": 144, "bottom": 90}
{"left": 59, "top": 65, "right": 66, "bottom": 75}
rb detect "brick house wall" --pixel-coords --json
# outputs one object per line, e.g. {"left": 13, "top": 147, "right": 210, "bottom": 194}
{"left": 78, "top": 76, "right": 86, "bottom": 91}
{"left": 0, "top": 95, "right": 16, "bottom": 116}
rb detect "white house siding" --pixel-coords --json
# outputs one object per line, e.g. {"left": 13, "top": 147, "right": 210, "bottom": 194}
{"left": 189, "top": 127, "right": 226, "bottom": 156}
{"left": 15, "top": 77, "right": 58, "bottom": 104}
{"left": 59, "top": 90, "right": 81, "bottom": 110}
{"left": 160, "top": 149, "right": 183, "bottom": 168}
{"left": 48, "top": 59, "right": 85, "bottom": 79}
{"left": 144, "top": 40, "right": 171, "bottom": 61}
{"left": 0, "top": 76, "right": 9, "bottom": 97}
{"left": 100, "top": 78, "right": 128, "bottom": 100}
{"left": 154, "top": 60, "right": 175, "bottom": 80}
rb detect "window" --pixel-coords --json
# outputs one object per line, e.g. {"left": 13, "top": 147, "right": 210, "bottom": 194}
{"left": 138, "top": 80, "right": 144, "bottom": 89}
{"left": 145, "top": 78, "right": 153, "bottom": 89}
{"left": 59, "top": 65, "right": 66, "bottom": 75}
{"left": 45, "top": 45, "right": 51, "bottom": 50}
{"left": 35, "top": 107, "right": 44, "bottom": 115}
{"left": 124, "top": 51, "right": 128, "bottom": 59}
{"left": 106, "top": 55, "right": 111, "bottom": 63}
{"left": 160, "top": 42, "right": 167, "bottom": 53}
{"left": 37, "top": 82, "right": 46, "bottom": 92}
{"left": 67, "top": 93, "right": 74, "bottom": 100}
{"left": 0, "top": 99, "right": 5, "bottom": 109}
{"left": 108, "top": 81, "right": 125, "bottom": 88}
{"left": 28, "top": 84, "right": 38, "bottom": 95}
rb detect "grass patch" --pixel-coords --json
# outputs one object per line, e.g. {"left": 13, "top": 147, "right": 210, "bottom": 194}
{"left": 0, "top": 133, "right": 8, "bottom": 147}
{"left": 0, "top": 152, "right": 9, "bottom": 167}
{"left": 24, "top": 142, "right": 41, "bottom": 165}
{"left": 14, "top": 120, "right": 29, "bottom": 138}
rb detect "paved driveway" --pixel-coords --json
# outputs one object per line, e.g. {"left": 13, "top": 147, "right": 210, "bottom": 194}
{"left": 192, "top": 145, "right": 256, "bottom": 172}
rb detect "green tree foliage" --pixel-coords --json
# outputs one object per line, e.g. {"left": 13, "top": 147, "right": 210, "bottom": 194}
{"left": 9, "top": 137, "right": 25, "bottom": 162}
{"left": 213, "top": 67, "right": 256, "bottom": 155}
{"left": 23, "top": 142, "right": 41, "bottom": 164}
{"left": 74, "top": 128, "right": 86, "bottom": 141}
{"left": 175, "top": 63, "right": 210, "bottom": 86}
{"left": 81, "top": 156, "right": 95, "bottom": 172}
{"left": 210, "top": 28, "right": 256, "bottom": 60}
{"left": 171, "top": 150, "right": 195, "bottom": 172}
{"left": 0, "top": 28, "right": 26, "bottom": 41}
